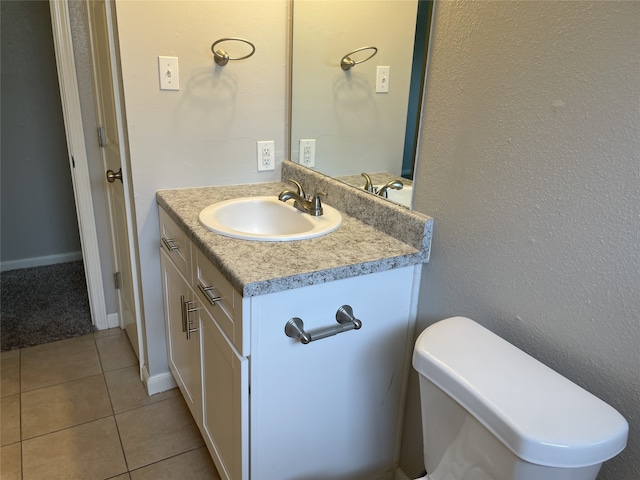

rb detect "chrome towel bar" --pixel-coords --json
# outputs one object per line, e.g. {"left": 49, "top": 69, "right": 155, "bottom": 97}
{"left": 284, "top": 305, "right": 362, "bottom": 344}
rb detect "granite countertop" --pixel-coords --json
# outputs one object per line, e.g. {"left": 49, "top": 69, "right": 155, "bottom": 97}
{"left": 156, "top": 178, "right": 432, "bottom": 297}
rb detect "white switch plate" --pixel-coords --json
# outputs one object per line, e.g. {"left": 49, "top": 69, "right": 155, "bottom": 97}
{"left": 158, "top": 56, "right": 179, "bottom": 90}
{"left": 257, "top": 140, "right": 275, "bottom": 171}
{"left": 376, "top": 66, "right": 390, "bottom": 93}
{"left": 299, "top": 139, "right": 316, "bottom": 167}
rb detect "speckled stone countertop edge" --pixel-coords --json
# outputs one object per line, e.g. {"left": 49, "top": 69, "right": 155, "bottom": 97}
{"left": 238, "top": 254, "right": 425, "bottom": 297}
{"left": 156, "top": 174, "right": 432, "bottom": 297}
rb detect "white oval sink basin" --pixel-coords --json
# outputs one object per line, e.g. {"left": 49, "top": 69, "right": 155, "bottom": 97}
{"left": 199, "top": 196, "right": 342, "bottom": 241}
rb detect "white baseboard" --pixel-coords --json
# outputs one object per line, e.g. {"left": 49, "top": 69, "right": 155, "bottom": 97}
{"left": 0, "top": 251, "right": 83, "bottom": 272}
{"left": 106, "top": 313, "right": 119, "bottom": 329}
{"left": 142, "top": 364, "right": 177, "bottom": 396}
{"left": 94, "top": 312, "right": 119, "bottom": 331}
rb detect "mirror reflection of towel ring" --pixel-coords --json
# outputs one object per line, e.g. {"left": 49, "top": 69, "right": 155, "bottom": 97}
{"left": 211, "top": 37, "right": 256, "bottom": 66}
{"left": 340, "top": 46, "right": 378, "bottom": 71}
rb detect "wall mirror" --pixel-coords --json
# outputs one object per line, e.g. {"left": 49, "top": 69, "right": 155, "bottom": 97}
{"left": 289, "top": 0, "right": 433, "bottom": 209}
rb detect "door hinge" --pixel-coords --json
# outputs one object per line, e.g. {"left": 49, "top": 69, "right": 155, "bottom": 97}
{"left": 97, "top": 127, "right": 106, "bottom": 148}
{"left": 72, "top": 156, "right": 76, "bottom": 168}
{"left": 114, "top": 271, "right": 122, "bottom": 290}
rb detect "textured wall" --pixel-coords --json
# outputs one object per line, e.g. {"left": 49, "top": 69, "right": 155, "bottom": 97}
{"left": 406, "top": 1, "right": 639, "bottom": 479}
{"left": 0, "top": 1, "right": 80, "bottom": 265}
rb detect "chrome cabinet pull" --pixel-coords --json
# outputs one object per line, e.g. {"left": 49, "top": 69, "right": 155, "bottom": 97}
{"left": 284, "top": 305, "right": 362, "bottom": 345}
{"left": 162, "top": 237, "right": 179, "bottom": 252}
{"left": 184, "top": 299, "right": 199, "bottom": 340}
{"left": 180, "top": 295, "right": 188, "bottom": 332}
{"left": 180, "top": 295, "right": 199, "bottom": 340}
{"left": 198, "top": 282, "right": 222, "bottom": 306}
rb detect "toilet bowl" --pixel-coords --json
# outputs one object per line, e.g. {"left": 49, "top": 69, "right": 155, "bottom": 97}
{"left": 412, "top": 317, "right": 628, "bottom": 480}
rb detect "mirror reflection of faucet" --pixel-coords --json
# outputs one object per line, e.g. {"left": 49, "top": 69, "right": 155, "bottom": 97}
{"left": 361, "top": 173, "right": 403, "bottom": 198}
{"left": 361, "top": 173, "right": 375, "bottom": 193}
{"left": 278, "top": 179, "right": 326, "bottom": 216}
{"left": 377, "top": 179, "right": 404, "bottom": 198}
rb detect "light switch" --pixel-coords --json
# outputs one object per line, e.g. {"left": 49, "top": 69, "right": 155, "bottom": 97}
{"left": 376, "top": 66, "right": 390, "bottom": 93}
{"left": 158, "top": 56, "right": 179, "bottom": 91}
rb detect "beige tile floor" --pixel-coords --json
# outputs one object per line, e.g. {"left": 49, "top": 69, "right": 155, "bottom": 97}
{"left": 1, "top": 328, "right": 221, "bottom": 480}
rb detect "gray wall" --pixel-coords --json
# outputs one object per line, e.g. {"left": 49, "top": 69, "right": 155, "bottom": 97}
{"left": 1, "top": 0, "right": 80, "bottom": 266}
{"left": 406, "top": 1, "right": 639, "bottom": 479}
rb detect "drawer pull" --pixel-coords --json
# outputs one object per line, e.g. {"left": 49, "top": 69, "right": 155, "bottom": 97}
{"left": 284, "top": 305, "right": 362, "bottom": 345}
{"left": 162, "top": 236, "right": 179, "bottom": 251}
{"left": 198, "top": 283, "right": 222, "bottom": 306}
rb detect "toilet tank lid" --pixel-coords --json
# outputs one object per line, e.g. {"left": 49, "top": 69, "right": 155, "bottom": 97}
{"left": 413, "top": 317, "right": 628, "bottom": 468}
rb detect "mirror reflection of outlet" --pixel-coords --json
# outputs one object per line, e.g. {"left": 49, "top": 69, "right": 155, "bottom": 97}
{"left": 299, "top": 139, "right": 316, "bottom": 167}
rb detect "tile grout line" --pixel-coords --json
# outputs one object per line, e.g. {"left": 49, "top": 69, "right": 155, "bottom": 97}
{"left": 94, "top": 331, "right": 132, "bottom": 477}
{"left": 11, "top": 329, "right": 205, "bottom": 479}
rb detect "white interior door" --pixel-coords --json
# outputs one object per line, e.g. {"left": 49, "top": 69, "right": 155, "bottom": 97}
{"left": 49, "top": 0, "right": 108, "bottom": 330}
{"left": 85, "top": 0, "right": 141, "bottom": 360}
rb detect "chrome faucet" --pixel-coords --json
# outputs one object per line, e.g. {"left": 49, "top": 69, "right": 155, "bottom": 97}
{"left": 361, "top": 173, "right": 404, "bottom": 198}
{"left": 278, "top": 179, "right": 326, "bottom": 216}
{"left": 377, "top": 180, "right": 404, "bottom": 198}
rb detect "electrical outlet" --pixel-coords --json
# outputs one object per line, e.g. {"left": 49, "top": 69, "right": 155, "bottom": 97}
{"left": 299, "top": 139, "right": 316, "bottom": 167}
{"left": 257, "top": 140, "right": 275, "bottom": 171}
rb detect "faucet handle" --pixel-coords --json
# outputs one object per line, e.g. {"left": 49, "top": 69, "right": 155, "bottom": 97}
{"left": 288, "top": 179, "right": 306, "bottom": 199}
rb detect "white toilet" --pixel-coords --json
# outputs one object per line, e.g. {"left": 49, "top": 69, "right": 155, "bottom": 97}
{"left": 412, "top": 317, "right": 628, "bottom": 480}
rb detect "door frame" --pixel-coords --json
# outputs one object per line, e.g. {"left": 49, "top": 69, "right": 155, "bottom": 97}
{"left": 84, "top": 0, "right": 145, "bottom": 362}
{"left": 49, "top": 0, "right": 145, "bottom": 368}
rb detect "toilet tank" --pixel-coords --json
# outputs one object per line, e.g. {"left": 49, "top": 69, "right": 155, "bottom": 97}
{"left": 413, "top": 317, "right": 628, "bottom": 476}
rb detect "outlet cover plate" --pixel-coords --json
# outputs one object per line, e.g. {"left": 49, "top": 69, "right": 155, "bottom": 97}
{"left": 257, "top": 140, "right": 275, "bottom": 171}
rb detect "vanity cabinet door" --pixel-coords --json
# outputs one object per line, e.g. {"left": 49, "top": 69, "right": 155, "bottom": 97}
{"left": 160, "top": 249, "right": 202, "bottom": 424}
{"left": 249, "top": 266, "right": 417, "bottom": 480}
{"left": 200, "top": 306, "right": 249, "bottom": 480}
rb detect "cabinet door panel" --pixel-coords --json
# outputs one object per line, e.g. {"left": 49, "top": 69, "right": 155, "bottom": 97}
{"left": 160, "top": 250, "right": 201, "bottom": 423}
{"left": 201, "top": 308, "right": 249, "bottom": 480}
{"left": 250, "top": 266, "right": 416, "bottom": 480}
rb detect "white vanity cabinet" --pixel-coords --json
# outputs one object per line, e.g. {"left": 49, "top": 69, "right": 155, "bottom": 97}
{"left": 195, "top": 250, "right": 249, "bottom": 480}
{"left": 248, "top": 267, "right": 416, "bottom": 480}
{"left": 159, "top": 211, "right": 201, "bottom": 425}
{"left": 158, "top": 206, "right": 420, "bottom": 480}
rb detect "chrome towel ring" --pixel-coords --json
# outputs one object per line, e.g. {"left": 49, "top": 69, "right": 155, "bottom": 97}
{"left": 211, "top": 37, "right": 256, "bottom": 66}
{"left": 340, "top": 46, "right": 378, "bottom": 71}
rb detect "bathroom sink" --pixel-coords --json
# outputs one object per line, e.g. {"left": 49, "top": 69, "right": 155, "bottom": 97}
{"left": 199, "top": 196, "right": 342, "bottom": 241}
{"left": 375, "top": 185, "right": 413, "bottom": 208}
